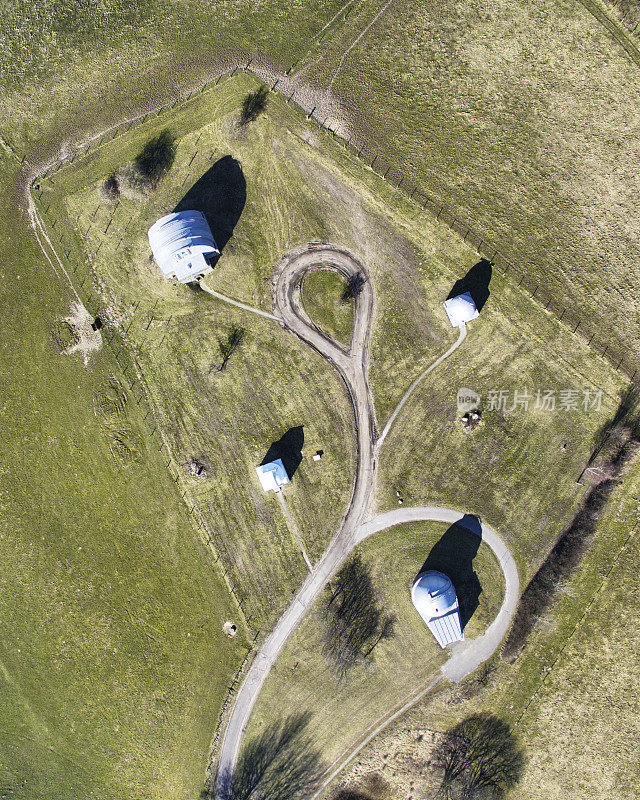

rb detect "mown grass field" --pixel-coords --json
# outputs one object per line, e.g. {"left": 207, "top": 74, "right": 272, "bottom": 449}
{"left": 5, "top": 0, "right": 640, "bottom": 794}
{"left": 0, "top": 155, "right": 247, "bottom": 800}
{"left": 302, "top": 269, "right": 354, "bottom": 347}
{"left": 36, "top": 74, "right": 635, "bottom": 791}
{"left": 299, "top": 0, "right": 640, "bottom": 375}
{"left": 245, "top": 520, "right": 504, "bottom": 768}
{"left": 0, "top": 0, "right": 350, "bottom": 159}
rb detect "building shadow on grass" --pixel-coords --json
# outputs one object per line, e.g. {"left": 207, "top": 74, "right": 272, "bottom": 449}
{"left": 415, "top": 516, "right": 482, "bottom": 630}
{"left": 261, "top": 426, "right": 304, "bottom": 480}
{"left": 447, "top": 259, "right": 492, "bottom": 312}
{"left": 174, "top": 155, "right": 246, "bottom": 254}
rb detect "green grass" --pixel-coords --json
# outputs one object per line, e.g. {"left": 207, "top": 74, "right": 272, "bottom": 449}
{"left": 15, "top": 69, "right": 640, "bottom": 800}
{"left": 0, "top": 155, "right": 247, "bottom": 800}
{"left": 245, "top": 521, "right": 504, "bottom": 768}
{"left": 299, "top": 0, "right": 640, "bottom": 376}
{"left": 329, "top": 471, "right": 640, "bottom": 800}
{"left": 510, "top": 492, "right": 640, "bottom": 800}
{"left": 302, "top": 269, "right": 354, "bottom": 346}
{"left": 0, "top": 0, "right": 350, "bottom": 157}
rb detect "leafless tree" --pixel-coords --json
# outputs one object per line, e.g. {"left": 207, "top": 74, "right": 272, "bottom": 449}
{"left": 218, "top": 327, "right": 245, "bottom": 371}
{"left": 430, "top": 714, "right": 525, "bottom": 800}
{"left": 341, "top": 272, "right": 366, "bottom": 303}
{"left": 240, "top": 86, "right": 269, "bottom": 125}
{"left": 322, "top": 555, "right": 395, "bottom": 679}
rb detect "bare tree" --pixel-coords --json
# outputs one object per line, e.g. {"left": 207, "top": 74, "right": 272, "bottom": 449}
{"left": 322, "top": 555, "right": 396, "bottom": 679}
{"left": 240, "top": 86, "right": 269, "bottom": 125}
{"left": 341, "top": 272, "right": 366, "bottom": 303}
{"left": 218, "top": 327, "right": 245, "bottom": 372}
{"left": 210, "top": 712, "right": 325, "bottom": 800}
{"left": 430, "top": 714, "right": 525, "bottom": 800}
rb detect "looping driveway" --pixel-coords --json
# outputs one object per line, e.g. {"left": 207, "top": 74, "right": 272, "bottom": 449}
{"left": 215, "top": 243, "right": 519, "bottom": 797}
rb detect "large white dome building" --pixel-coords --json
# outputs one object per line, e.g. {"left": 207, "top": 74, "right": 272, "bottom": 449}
{"left": 411, "top": 570, "right": 463, "bottom": 648}
{"left": 148, "top": 210, "right": 220, "bottom": 283}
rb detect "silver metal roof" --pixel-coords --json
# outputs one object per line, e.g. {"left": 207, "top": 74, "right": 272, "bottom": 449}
{"left": 443, "top": 291, "right": 479, "bottom": 327}
{"left": 411, "top": 570, "right": 463, "bottom": 648}
{"left": 148, "top": 211, "right": 219, "bottom": 283}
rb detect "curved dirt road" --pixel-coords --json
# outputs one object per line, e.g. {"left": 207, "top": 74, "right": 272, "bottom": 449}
{"left": 214, "top": 243, "right": 518, "bottom": 798}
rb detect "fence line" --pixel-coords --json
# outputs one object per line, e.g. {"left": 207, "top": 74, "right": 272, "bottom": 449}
{"left": 27, "top": 58, "right": 638, "bottom": 385}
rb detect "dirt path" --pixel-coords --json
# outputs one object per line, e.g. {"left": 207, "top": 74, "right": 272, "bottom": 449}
{"left": 213, "top": 243, "right": 519, "bottom": 799}
{"left": 376, "top": 323, "right": 467, "bottom": 450}
{"left": 277, "top": 492, "right": 313, "bottom": 571}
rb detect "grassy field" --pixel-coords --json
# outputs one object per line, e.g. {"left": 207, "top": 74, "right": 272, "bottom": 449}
{"left": 512, "top": 493, "right": 640, "bottom": 799}
{"left": 34, "top": 76, "right": 637, "bottom": 787}
{"left": 42, "top": 73, "right": 626, "bottom": 604}
{"left": 330, "top": 470, "right": 640, "bottom": 800}
{"left": 37, "top": 72, "right": 484, "bottom": 626}
{"left": 0, "top": 0, "right": 352, "bottom": 160}
{"left": 298, "top": 0, "right": 640, "bottom": 375}
{"left": 6, "top": 5, "right": 640, "bottom": 792}
{"left": 301, "top": 269, "right": 354, "bottom": 347}
{"left": 244, "top": 520, "right": 504, "bottom": 768}
{"left": 0, "top": 154, "right": 247, "bottom": 800}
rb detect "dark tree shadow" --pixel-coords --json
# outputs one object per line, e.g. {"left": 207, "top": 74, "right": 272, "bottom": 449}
{"left": 174, "top": 155, "right": 246, "bottom": 253}
{"left": 447, "top": 259, "right": 492, "bottom": 312}
{"left": 211, "top": 712, "right": 326, "bottom": 800}
{"left": 261, "top": 426, "right": 304, "bottom": 480}
{"left": 415, "top": 517, "right": 482, "bottom": 630}
{"left": 341, "top": 272, "right": 366, "bottom": 303}
{"left": 430, "top": 713, "right": 525, "bottom": 799}
{"left": 134, "top": 129, "right": 176, "bottom": 187}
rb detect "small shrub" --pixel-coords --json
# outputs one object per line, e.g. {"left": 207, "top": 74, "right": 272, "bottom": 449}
{"left": 117, "top": 129, "right": 175, "bottom": 198}
{"left": 99, "top": 173, "right": 120, "bottom": 203}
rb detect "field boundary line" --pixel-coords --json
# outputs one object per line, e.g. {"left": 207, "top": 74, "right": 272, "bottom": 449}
{"left": 577, "top": 0, "right": 640, "bottom": 68}
{"left": 513, "top": 519, "right": 640, "bottom": 727}
{"left": 328, "top": 0, "right": 396, "bottom": 89}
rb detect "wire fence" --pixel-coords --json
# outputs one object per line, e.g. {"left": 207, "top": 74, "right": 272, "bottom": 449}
{"left": 26, "top": 58, "right": 640, "bottom": 780}
{"left": 28, "top": 58, "right": 640, "bottom": 387}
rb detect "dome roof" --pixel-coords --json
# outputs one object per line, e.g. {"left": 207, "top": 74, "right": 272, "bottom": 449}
{"left": 411, "top": 571, "right": 458, "bottom": 616}
{"left": 442, "top": 291, "right": 479, "bottom": 327}
{"left": 411, "top": 571, "right": 463, "bottom": 648}
{"left": 148, "top": 211, "right": 219, "bottom": 283}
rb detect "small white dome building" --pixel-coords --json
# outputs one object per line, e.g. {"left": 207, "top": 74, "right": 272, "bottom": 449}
{"left": 148, "top": 211, "right": 220, "bottom": 283}
{"left": 411, "top": 570, "right": 463, "bottom": 648}
{"left": 255, "top": 458, "right": 290, "bottom": 493}
{"left": 443, "top": 291, "right": 479, "bottom": 327}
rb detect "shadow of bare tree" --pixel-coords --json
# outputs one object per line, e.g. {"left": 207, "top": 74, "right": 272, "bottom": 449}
{"left": 209, "top": 712, "right": 325, "bottom": 800}
{"left": 430, "top": 713, "right": 525, "bottom": 800}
